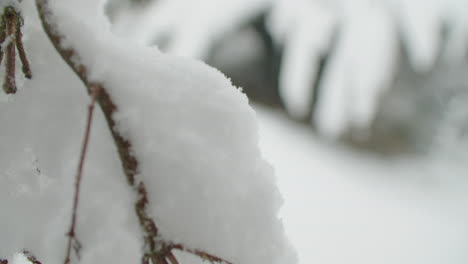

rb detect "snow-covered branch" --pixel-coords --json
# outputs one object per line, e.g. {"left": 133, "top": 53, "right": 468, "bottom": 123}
{"left": 35, "top": 1, "right": 234, "bottom": 263}
{"left": 0, "top": 0, "right": 294, "bottom": 263}
{"left": 0, "top": 0, "right": 295, "bottom": 263}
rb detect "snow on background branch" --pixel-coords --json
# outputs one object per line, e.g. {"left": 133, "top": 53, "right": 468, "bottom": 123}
{"left": 108, "top": 0, "right": 468, "bottom": 140}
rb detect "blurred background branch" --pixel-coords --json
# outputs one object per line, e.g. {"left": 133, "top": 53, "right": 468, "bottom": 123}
{"left": 105, "top": 0, "right": 468, "bottom": 155}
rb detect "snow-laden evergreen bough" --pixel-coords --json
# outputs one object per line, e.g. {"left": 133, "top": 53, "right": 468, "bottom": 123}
{"left": 111, "top": 0, "right": 468, "bottom": 140}
{"left": 0, "top": 0, "right": 296, "bottom": 264}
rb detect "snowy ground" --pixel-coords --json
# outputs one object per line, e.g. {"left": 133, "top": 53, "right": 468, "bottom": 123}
{"left": 255, "top": 105, "right": 468, "bottom": 264}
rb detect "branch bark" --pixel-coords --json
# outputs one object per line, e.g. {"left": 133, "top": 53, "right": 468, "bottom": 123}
{"left": 4, "top": 8, "right": 17, "bottom": 93}
{"left": 1, "top": 5, "right": 32, "bottom": 94}
{"left": 23, "top": 251, "right": 44, "bottom": 264}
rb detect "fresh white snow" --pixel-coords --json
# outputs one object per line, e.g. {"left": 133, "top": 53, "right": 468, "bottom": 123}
{"left": 268, "top": 0, "right": 336, "bottom": 119}
{"left": 3, "top": 1, "right": 468, "bottom": 264}
{"left": 0, "top": 1, "right": 294, "bottom": 264}
{"left": 268, "top": 0, "right": 468, "bottom": 137}
{"left": 0, "top": 0, "right": 20, "bottom": 11}
{"left": 312, "top": 1, "right": 398, "bottom": 138}
{"left": 256, "top": 105, "right": 468, "bottom": 264}
{"left": 10, "top": 253, "right": 31, "bottom": 264}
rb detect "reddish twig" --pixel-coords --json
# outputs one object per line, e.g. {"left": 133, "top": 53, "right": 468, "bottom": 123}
{"left": 0, "top": 19, "right": 5, "bottom": 65}
{"left": 23, "top": 250, "right": 43, "bottom": 264}
{"left": 4, "top": 8, "right": 16, "bottom": 93}
{"left": 166, "top": 252, "right": 179, "bottom": 264}
{"left": 0, "top": 251, "right": 44, "bottom": 264}
{"left": 64, "top": 84, "right": 101, "bottom": 264}
{"left": 170, "top": 244, "right": 233, "bottom": 264}
{"left": 0, "top": 5, "right": 32, "bottom": 94}
{"left": 15, "top": 17, "right": 32, "bottom": 79}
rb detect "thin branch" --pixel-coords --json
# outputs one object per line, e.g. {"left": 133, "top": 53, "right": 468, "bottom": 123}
{"left": 166, "top": 252, "right": 179, "bottom": 264}
{"left": 0, "top": 20, "right": 6, "bottom": 65}
{"left": 23, "top": 251, "right": 43, "bottom": 264}
{"left": 135, "top": 182, "right": 159, "bottom": 253}
{"left": 0, "top": 5, "right": 32, "bottom": 94}
{"left": 170, "top": 244, "right": 233, "bottom": 264}
{"left": 15, "top": 18, "right": 32, "bottom": 79}
{"left": 64, "top": 84, "right": 101, "bottom": 264}
{"left": 4, "top": 8, "right": 16, "bottom": 94}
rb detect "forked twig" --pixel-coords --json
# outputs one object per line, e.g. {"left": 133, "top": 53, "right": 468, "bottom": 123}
{"left": 0, "top": 4, "right": 32, "bottom": 94}
{"left": 15, "top": 17, "right": 32, "bottom": 79}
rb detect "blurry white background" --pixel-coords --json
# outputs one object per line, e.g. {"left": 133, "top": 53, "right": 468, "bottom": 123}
{"left": 106, "top": 0, "right": 468, "bottom": 263}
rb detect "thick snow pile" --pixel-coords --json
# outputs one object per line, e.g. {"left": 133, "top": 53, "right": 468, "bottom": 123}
{"left": 0, "top": 1, "right": 294, "bottom": 264}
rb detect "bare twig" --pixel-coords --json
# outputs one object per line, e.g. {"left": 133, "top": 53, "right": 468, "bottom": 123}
{"left": 23, "top": 250, "right": 44, "bottom": 264}
{"left": 0, "top": 5, "right": 32, "bottom": 94}
{"left": 171, "top": 244, "right": 233, "bottom": 264}
{"left": 0, "top": 20, "right": 6, "bottom": 65}
{"left": 166, "top": 252, "right": 179, "bottom": 264}
{"left": 15, "top": 17, "right": 32, "bottom": 79}
{"left": 64, "top": 84, "right": 101, "bottom": 264}
{"left": 4, "top": 8, "right": 16, "bottom": 94}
